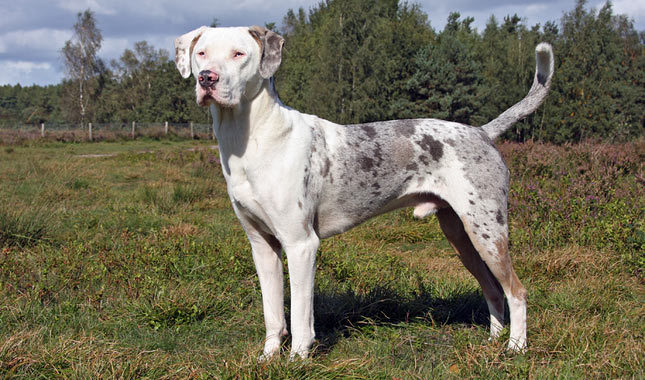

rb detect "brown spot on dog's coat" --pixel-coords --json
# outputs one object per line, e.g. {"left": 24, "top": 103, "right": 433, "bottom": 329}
{"left": 417, "top": 135, "right": 444, "bottom": 161}
{"left": 391, "top": 139, "right": 414, "bottom": 169}
{"left": 496, "top": 210, "right": 505, "bottom": 225}
{"left": 321, "top": 157, "right": 331, "bottom": 177}
{"left": 361, "top": 125, "right": 377, "bottom": 138}
{"left": 395, "top": 121, "right": 417, "bottom": 138}
{"left": 494, "top": 236, "right": 526, "bottom": 301}
{"left": 358, "top": 156, "right": 375, "bottom": 171}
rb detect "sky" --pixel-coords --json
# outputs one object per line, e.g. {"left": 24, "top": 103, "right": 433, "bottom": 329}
{"left": 0, "top": 0, "right": 643, "bottom": 87}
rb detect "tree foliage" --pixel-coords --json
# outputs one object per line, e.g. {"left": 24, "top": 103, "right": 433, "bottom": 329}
{"left": 543, "top": 0, "right": 644, "bottom": 142}
{"left": 276, "top": 0, "right": 433, "bottom": 124}
{"left": 1, "top": 0, "right": 643, "bottom": 143}
{"left": 0, "top": 84, "right": 61, "bottom": 125}
{"left": 394, "top": 12, "right": 483, "bottom": 125}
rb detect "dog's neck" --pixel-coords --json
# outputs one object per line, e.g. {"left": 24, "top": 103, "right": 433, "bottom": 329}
{"left": 213, "top": 78, "right": 287, "bottom": 137}
{"left": 211, "top": 78, "right": 292, "bottom": 174}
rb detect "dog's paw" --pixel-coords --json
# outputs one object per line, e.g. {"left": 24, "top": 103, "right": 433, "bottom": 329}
{"left": 507, "top": 338, "right": 527, "bottom": 354}
{"left": 258, "top": 351, "right": 276, "bottom": 363}
{"left": 258, "top": 337, "right": 282, "bottom": 362}
{"left": 258, "top": 347, "right": 280, "bottom": 363}
{"left": 288, "top": 349, "right": 310, "bottom": 362}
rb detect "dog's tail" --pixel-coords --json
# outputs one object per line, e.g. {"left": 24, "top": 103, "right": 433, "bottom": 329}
{"left": 481, "top": 43, "right": 554, "bottom": 140}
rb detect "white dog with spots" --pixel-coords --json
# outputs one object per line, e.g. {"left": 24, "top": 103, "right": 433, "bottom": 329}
{"left": 174, "top": 25, "right": 553, "bottom": 359}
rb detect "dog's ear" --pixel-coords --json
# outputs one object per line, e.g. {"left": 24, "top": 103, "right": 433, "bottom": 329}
{"left": 248, "top": 26, "right": 285, "bottom": 79}
{"left": 174, "top": 26, "right": 208, "bottom": 79}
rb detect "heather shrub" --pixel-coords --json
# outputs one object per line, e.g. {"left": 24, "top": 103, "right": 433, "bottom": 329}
{"left": 500, "top": 141, "right": 644, "bottom": 273}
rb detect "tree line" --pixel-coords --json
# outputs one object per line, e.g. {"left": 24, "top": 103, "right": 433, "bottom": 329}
{"left": 0, "top": 0, "right": 642, "bottom": 143}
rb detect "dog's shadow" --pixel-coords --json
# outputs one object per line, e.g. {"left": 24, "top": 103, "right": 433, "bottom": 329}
{"left": 293, "top": 285, "right": 494, "bottom": 354}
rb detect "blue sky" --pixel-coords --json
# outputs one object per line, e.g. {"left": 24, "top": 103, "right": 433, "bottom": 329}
{"left": 0, "top": 0, "right": 642, "bottom": 86}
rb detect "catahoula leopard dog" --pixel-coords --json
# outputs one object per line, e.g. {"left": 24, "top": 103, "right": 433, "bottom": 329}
{"left": 174, "top": 25, "right": 553, "bottom": 359}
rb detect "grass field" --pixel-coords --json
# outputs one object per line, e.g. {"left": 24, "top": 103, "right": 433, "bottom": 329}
{"left": 0, "top": 138, "right": 643, "bottom": 379}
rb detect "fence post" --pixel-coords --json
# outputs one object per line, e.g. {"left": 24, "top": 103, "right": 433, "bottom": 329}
{"left": 131, "top": 121, "right": 135, "bottom": 139}
{"left": 190, "top": 122, "right": 194, "bottom": 139}
{"left": 41, "top": 123, "right": 44, "bottom": 138}
{"left": 89, "top": 123, "right": 93, "bottom": 141}
{"left": 165, "top": 121, "right": 168, "bottom": 135}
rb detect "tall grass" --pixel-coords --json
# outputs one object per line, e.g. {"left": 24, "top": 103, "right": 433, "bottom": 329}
{"left": 0, "top": 206, "right": 53, "bottom": 247}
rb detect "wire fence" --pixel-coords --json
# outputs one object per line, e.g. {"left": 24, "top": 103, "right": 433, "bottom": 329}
{"left": 0, "top": 122, "right": 214, "bottom": 144}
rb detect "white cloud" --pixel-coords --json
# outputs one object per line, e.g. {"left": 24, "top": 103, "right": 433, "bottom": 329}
{"left": 100, "top": 37, "right": 131, "bottom": 60}
{"left": 0, "top": 29, "right": 71, "bottom": 56}
{"left": 0, "top": 60, "right": 61, "bottom": 86}
{"left": 525, "top": 4, "right": 550, "bottom": 16}
{"left": 420, "top": 1, "right": 570, "bottom": 31}
{"left": 55, "top": 0, "right": 117, "bottom": 15}
{"left": 99, "top": 35, "right": 175, "bottom": 63}
{"left": 231, "top": 0, "right": 313, "bottom": 12}
{"left": 607, "top": 0, "right": 645, "bottom": 24}
{"left": 134, "top": 34, "right": 176, "bottom": 56}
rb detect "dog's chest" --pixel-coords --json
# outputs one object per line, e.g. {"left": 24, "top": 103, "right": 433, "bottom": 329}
{"left": 220, "top": 143, "right": 308, "bottom": 231}
{"left": 220, "top": 155, "right": 277, "bottom": 234}
{"left": 222, "top": 153, "right": 263, "bottom": 205}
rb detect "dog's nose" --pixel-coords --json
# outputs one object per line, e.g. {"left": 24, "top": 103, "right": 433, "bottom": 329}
{"left": 198, "top": 70, "right": 219, "bottom": 88}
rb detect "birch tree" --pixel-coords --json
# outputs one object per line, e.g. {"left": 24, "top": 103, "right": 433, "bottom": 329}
{"left": 61, "top": 9, "right": 102, "bottom": 128}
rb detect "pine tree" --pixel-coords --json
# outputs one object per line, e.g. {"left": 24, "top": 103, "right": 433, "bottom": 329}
{"left": 395, "top": 13, "right": 482, "bottom": 125}
{"left": 544, "top": 0, "right": 643, "bottom": 142}
{"left": 276, "top": 0, "right": 431, "bottom": 124}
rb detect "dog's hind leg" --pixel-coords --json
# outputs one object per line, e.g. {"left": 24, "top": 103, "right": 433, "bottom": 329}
{"left": 437, "top": 207, "right": 506, "bottom": 339}
{"left": 480, "top": 233, "right": 527, "bottom": 352}
{"left": 442, "top": 207, "right": 528, "bottom": 352}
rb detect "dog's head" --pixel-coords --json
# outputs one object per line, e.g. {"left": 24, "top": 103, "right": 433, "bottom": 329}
{"left": 174, "top": 26, "right": 284, "bottom": 107}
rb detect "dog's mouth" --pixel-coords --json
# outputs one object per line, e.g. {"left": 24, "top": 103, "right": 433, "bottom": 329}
{"left": 197, "top": 86, "right": 217, "bottom": 106}
{"left": 197, "top": 85, "right": 236, "bottom": 108}
{"left": 197, "top": 87, "right": 215, "bottom": 106}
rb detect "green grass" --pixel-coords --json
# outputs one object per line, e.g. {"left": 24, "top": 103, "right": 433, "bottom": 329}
{"left": 0, "top": 139, "right": 642, "bottom": 379}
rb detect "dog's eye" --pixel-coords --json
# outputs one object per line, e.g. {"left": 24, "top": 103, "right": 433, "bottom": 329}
{"left": 233, "top": 51, "right": 245, "bottom": 58}
{"left": 197, "top": 51, "right": 205, "bottom": 57}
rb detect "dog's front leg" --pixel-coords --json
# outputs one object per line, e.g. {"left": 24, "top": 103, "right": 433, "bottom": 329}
{"left": 283, "top": 235, "right": 320, "bottom": 359}
{"left": 240, "top": 220, "right": 288, "bottom": 361}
